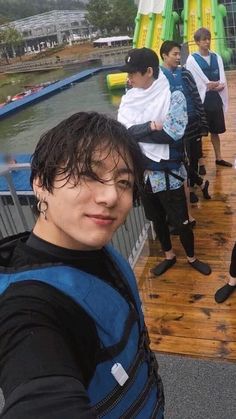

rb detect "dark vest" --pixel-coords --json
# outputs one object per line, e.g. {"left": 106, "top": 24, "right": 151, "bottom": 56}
{"left": 192, "top": 52, "right": 222, "bottom": 110}
{"left": 161, "top": 66, "right": 195, "bottom": 116}
{"left": 192, "top": 52, "right": 220, "bottom": 81}
{"left": 144, "top": 139, "right": 184, "bottom": 172}
{"left": 0, "top": 244, "right": 164, "bottom": 418}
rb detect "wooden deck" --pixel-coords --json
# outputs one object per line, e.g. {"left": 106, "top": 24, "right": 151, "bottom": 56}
{"left": 135, "top": 70, "right": 236, "bottom": 362}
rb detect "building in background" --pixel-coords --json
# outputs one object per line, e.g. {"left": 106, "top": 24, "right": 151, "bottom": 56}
{"left": 93, "top": 36, "right": 132, "bottom": 48}
{"left": 0, "top": 10, "right": 91, "bottom": 52}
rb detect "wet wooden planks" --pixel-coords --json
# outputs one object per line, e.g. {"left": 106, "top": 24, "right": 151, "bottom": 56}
{"left": 134, "top": 70, "right": 236, "bottom": 361}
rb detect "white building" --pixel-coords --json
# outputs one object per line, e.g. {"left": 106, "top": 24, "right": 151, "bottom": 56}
{"left": 0, "top": 10, "right": 91, "bottom": 49}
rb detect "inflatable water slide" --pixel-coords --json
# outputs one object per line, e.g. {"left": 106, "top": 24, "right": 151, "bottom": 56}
{"left": 133, "top": 0, "right": 179, "bottom": 51}
{"left": 107, "top": 0, "right": 179, "bottom": 90}
{"left": 107, "top": 0, "right": 231, "bottom": 90}
{"left": 183, "top": 0, "right": 231, "bottom": 62}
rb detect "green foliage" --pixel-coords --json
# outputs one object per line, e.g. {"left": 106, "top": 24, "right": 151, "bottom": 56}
{"left": 2, "top": 25, "right": 23, "bottom": 46}
{"left": 0, "top": 25, "right": 23, "bottom": 62}
{"left": 0, "top": 0, "right": 86, "bottom": 21}
{"left": 87, "top": 0, "right": 137, "bottom": 35}
{"left": 87, "top": 0, "right": 113, "bottom": 34}
{"left": 110, "top": 0, "right": 137, "bottom": 34}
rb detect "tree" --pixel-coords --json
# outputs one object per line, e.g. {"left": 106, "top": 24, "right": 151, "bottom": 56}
{"left": 110, "top": 0, "right": 137, "bottom": 35}
{"left": 0, "top": 25, "right": 23, "bottom": 63}
{"left": 0, "top": 1, "right": 86, "bottom": 21}
{"left": 86, "top": 0, "right": 137, "bottom": 35}
{"left": 86, "top": 0, "right": 113, "bottom": 35}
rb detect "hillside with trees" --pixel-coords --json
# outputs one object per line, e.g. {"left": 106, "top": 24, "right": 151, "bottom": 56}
{"left": 0, "top": 0, "right": 87, "bottom": 22}
{"left": 87, "top": 0, "right": 137, "bottom": 35}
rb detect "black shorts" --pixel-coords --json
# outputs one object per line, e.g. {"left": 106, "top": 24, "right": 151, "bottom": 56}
{"left": 204, "top": 106, "right": 226, "bottom": 134}
{"left": 142, "top": 184, "right": 189, "bottom": 229}
{"left": 204, "top": 91, "right": 226, "bottom": 134}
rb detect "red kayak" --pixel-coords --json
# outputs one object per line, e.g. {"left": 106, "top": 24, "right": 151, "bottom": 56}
{"left": 0, "top": 80, "right": 58, "bottom": 106}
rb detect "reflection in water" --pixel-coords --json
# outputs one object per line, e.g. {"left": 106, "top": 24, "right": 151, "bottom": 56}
{"left": 108, "top": 90, "right": 123, "bottom": 107}
{"left": 0, "top": 72, "right": 124, "bottom": 154}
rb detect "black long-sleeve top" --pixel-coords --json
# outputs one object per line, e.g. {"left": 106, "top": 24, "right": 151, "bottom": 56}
{"left": 0, "top": 232, "right": 136, "bottom": 419}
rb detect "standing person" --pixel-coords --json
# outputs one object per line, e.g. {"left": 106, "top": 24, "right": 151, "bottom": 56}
{"left": 160, "top": 40, "right": 211, "bottom": 204}
{"left": 3, "top": 153, "right": 17, "bottom": 165}
{"left": 186, "top": 27, "right": 232, "bottom": 167}
{"left": 215, "top": 243, "right": 236, "bottom": 303}
{"left": 0, "top": 112, "right": 165, "bottom": 419}
{"left": 118, "top": 47, "right": 211, "bottom": 277}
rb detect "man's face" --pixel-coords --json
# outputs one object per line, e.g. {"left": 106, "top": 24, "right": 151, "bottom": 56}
{"left": 163, "top": 47, "right": 181, "bottom": 69}
{"left": 197, "top": 37, "right": 211, "bottom": 53}
{"left": 33, "top": 146, "right": 134, "bottom": 250}
{"left": 127, "top": 68, "right": 154, "bottom": 89}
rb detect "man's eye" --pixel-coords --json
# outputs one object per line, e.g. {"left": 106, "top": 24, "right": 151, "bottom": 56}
{"left": 117, "top": 179, "right": 133, "bottom": 189}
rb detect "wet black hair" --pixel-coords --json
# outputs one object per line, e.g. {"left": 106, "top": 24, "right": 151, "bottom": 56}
{"left": 122, "top": 48, "right": 160, "bottom": 79}
{"left": 160, "top": 40, "right": 181, "bottom": 60}
{"left": 140, "top": 66, "right": 159, "bottom": 79}
{"left": 30, "top": 111, "right": 145, "bottom": 202}
{"left": 194, "top": 27, "right": 211, "bottom": 42}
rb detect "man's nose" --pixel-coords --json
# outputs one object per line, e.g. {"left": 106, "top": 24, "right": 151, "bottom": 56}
{"left": 95, "top": 182, "right": 119, "bottom": 207}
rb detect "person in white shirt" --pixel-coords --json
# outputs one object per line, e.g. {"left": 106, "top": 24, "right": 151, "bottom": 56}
{"left": 186, "top": 27, "right": 232, "bottom": 168}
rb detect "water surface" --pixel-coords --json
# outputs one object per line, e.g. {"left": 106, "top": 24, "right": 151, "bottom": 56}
{"left": 0, "top": 71, "right": 123, "bottom": 154}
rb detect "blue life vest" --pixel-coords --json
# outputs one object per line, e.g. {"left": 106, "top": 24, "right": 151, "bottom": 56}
{"left": 192, "top": 52, "right": 220, "bottom": 81}
{"left": 144, "top": 142, "right": 183, "bottom": 173}
{"left": 0, "top": 244, "right": 164, "bottom": 419}
{"left": 154, "top": 140, "right": 183, "bottom": 172}
{"left": 161, "top": 66, "right": 195, "bottom": 116}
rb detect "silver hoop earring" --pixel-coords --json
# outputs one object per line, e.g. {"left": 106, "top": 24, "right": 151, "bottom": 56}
{"left": 37, "top": 199, "right": 48, "bottom": 220}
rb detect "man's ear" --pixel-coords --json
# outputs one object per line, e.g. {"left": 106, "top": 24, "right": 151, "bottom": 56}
{"left": 32, "top": 177, "right": 44, "bottom": 197}
{"left": 147, "top": 67, "right": 154, "bottom": 77}
{"left": 162, "top": 53, "right": 167, "bottom": 61}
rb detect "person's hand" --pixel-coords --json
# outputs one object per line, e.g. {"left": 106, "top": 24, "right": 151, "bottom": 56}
{"left": 207, "top": 81, "right": 220, "bottom": 90}
{"left": 150, "top": 121, "right": 163, "bottom": 131}
{"left": 212, "top": 83, "right": 225, "bottom": 92}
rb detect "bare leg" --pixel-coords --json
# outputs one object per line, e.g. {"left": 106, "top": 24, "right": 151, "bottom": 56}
{"left": 211, "top": 133, "right": 221, "bottom": 160}
{"left": 164, "top": 249, "right": 176, "bottom": 260}
{"left": 211, "top": 133, "right": 232, "bottom": 166}
{"left": 229, "top": 277, "right": 236, "bottom": 286}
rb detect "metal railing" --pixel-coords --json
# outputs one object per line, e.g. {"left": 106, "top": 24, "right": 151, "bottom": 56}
{"left": 0, "top": 164, "right": 150, "bottom": 267}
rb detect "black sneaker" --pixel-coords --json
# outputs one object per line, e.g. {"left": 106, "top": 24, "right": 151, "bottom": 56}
{"left": 216, "top": 159, "right": 232, "bottom": 167}
{"left": 151, "top": 257, "right": 177, "bottom": 276}
{"left": 189, "top": 219, "right": 196, "bottom": 228}
{"left": 201, "top": 180, "right": 211, "bottom": 199}
{"left": 188, "top": 259, "right": 211, "bottom": 275}
{"left": 215, "top": 283, "right": 236, "bottom": 303}
{"left": 199, "top": 165, "right": 206, "bottom": 176}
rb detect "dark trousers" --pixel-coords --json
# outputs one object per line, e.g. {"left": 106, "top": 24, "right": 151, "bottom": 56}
{"left": 187, "top": 138, "right": 203, "bottom": 187}
{"left": 229, "top": 242, "right": 236, "bottom": 277}
{"left": 142, "top": 184, "right": 194, "bottom": 257}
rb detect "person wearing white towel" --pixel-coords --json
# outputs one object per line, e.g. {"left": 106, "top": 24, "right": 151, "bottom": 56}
{"left": 118, "top": 48, "right": 211, "bottom": 276}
